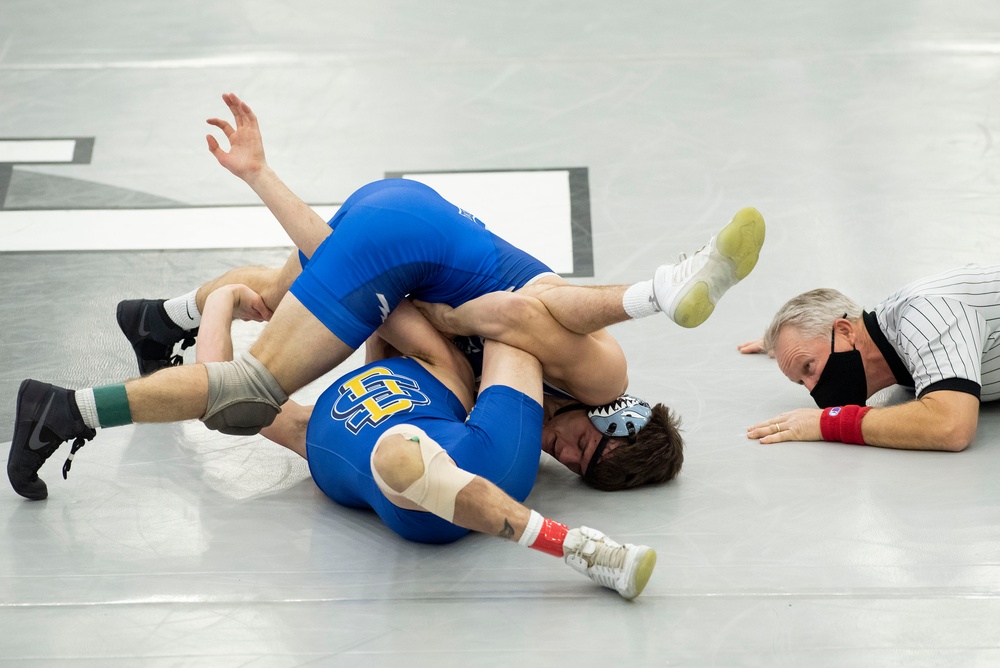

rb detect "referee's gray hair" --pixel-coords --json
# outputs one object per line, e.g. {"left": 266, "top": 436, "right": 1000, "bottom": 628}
{"left": 762, "top": 289, "right": 863, "bottom": 355}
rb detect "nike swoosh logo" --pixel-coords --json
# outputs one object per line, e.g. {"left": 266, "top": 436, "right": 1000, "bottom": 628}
{"left": 137, "top": 304, "right": 151, "bottom": 337}
{"left": 185, "top": 301, "right": 193, "bottom": 320}
{"left": 27, "top": 395, "right": 56, "bottom": 451}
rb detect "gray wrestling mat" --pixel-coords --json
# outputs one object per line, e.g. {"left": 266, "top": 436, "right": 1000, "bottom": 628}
{"left": 3, "top": 1, "right": 1000, "bottom": 665}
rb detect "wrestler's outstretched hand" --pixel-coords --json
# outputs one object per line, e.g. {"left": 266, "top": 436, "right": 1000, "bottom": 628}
{"left": 206, "top": 92, "right": 268, "bottom": 183}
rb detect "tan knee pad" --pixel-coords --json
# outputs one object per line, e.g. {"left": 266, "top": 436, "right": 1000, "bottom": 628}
{"left": 370, "top": 424, "right": 476, "bottom": 522}
{"left": 201, "top": 352, "right": 289, "bottom": 436}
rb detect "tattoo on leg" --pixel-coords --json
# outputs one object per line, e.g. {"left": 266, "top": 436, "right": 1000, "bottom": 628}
{"left": 498, "top": 519, "right": 515, "bottom": 540}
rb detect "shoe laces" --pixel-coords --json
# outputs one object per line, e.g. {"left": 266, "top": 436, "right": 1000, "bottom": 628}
{"left": 587, "top": 540, "right": 627, "bottom": 570}
{"left": 665, "top": 240, "right": 714, "bottom": 283}
{"left": 62, "top": 429, "right": 96, "bottom": 479}
{"left": 581, "top": 541, "right": 629, "bottom": 590}
{"left": 566, "top": 529, "right": 628, "bottom": 586}
{"left": 168, "top": 333, "right": 198, "bottom": 367}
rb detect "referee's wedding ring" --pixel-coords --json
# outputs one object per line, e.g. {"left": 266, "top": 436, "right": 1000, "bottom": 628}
{"left": 772, "top": 423, "right": 780, "bottom": 433}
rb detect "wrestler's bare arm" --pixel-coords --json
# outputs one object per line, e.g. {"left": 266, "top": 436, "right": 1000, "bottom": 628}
{"left": 371, "top": 300, "right": 476, "bottom": 412}
{"left": 417, "top": 279, "right": 630, "bottom": 338}
{"left": 413, "top": 292, "right": 627, "bottom": 406}
{"left": 206, "top": 93, "right": 331, "bottom": 258}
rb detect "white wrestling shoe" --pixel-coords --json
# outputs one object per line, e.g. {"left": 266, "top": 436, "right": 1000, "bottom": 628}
{"left": 563, "top": 526, "right": 656, "bottom": 599}
{"left": 653, "top": 207, "right": 765, "bottom": 328}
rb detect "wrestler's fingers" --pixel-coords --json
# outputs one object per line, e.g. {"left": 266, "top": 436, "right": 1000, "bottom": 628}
{"left": 207, "top": 118, "right": 236, "bottom": 138}
{"left": 224, "top": 92, "right": 257, "bottom": 128}
{"left": 237, "top": 97, "right": 258, "bottom": 124}
{"left": 226, "top": 91, "right": 248, "bottom": 111}
{"left": 206, "top": 134, "right": 224, "bottom": 157}
{"left": 221, "top": 93, "right": 247, "bottom": 128}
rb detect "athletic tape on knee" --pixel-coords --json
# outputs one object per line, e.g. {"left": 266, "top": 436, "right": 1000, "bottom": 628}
{"left": 370, "top": 425, "right": 476, "bottom": 523}
{"left": 202, "top": 352, "right": 289, "bottom": 436}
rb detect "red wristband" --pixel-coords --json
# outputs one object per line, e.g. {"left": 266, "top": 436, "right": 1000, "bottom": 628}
{"left": 820, "top": 405, "right": 871, "bottom": 445}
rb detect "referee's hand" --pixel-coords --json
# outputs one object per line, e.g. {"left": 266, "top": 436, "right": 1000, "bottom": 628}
{"left": 747, "top": 408, "right": 823, "bottom": 444}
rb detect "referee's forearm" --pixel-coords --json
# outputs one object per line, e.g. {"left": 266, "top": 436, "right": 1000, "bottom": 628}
{"left": 861, "top": 393, "right": 977, "bottom": 451}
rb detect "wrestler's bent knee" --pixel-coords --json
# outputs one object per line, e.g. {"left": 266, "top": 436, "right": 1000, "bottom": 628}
{"left": 370, "top": 425, "right": 476, "bottom": 523}
{"left": 201, "top": 352, "right": 289, "bottom": 435}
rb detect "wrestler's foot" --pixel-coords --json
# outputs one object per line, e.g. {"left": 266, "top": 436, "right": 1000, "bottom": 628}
{"left": 653, "top": 207, "right": 766, "bottom": 328}
{"left": 116, "top": 299, "right": 198, "bottom": 375}
{"left": 8, "top": 380, "right": 95, "bottom": 500}
{"left": 563, "top": 526, "right": 656, "bottom": 599}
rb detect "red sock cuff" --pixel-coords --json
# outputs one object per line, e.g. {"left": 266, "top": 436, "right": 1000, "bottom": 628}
{"left": 820, "top": 405, "right": 871, "bottom": 445}
{"left": 529, "top": 518, "right": 569, "bottom": 558}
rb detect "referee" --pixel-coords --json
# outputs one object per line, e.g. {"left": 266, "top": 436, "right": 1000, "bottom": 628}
{"left": 743, "top": 264, "right": 1000, "bottom": 450}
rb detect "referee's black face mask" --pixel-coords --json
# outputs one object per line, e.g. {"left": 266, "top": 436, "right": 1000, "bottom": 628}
{"left": 810, "top": 317, "right": 868, "bottom": 408}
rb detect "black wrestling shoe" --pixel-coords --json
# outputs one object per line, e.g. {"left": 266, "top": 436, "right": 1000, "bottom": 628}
{"left": 8, "top": 380, "right": 96, "bottom": 500}
{"left": 116, "top": 299, "right": 198, "bottom": 375}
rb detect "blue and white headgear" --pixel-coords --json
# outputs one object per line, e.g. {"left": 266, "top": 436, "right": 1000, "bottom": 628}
{"left": 554, "top": 393, "right": 652, "bottom": 480}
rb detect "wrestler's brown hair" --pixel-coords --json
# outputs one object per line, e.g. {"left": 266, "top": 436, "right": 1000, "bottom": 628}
{"left": 583, "top": 403, "right": 684, "bottom": 491}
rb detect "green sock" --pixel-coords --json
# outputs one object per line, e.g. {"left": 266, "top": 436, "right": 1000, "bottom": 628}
{"left": 93, "top": 385, "right": 133, "bottom": 427}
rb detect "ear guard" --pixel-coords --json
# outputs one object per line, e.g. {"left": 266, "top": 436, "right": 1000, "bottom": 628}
{"left": 554, "top": 393, "right": 652, "bottom": 480}
{"left": 587, "top": 394, "right": 652, "bottom": 440}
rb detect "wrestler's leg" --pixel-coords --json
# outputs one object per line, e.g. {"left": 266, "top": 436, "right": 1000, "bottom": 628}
{"left": 370, "top": 430, "right": 656, "bottom": 599}
{"left": 118, "top": 251, "right": 302, "bottom": 375}
{"left": 522, "top": 206, "right": 766, "bottom": 331}
{"left": 195, "top": 249, "right": 302, "bottom": 313}
{"left": 124, "top": 295, "right": 351, "bottom": 421}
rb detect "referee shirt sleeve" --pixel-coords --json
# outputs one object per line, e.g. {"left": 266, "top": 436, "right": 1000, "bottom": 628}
{"left": 895, "top": 296, "right": 985, "bottom": 399}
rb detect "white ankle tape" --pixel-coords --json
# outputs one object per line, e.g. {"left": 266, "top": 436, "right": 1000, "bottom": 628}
{"left": 518, "top": 509, "right": 544, "bottom": 547}
{"left": 370, "top": 424, "right": 476, "bottom": 523}
{"left": 75, "top": 388, "right": 101, "bottom": 430}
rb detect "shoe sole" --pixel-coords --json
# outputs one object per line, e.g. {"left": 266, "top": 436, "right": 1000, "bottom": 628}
{"left": 620, "top": 545, "right": 657, "bottom": 600}
{"left": 8, "top": 379, "right": 51, "bottom": 500}
{"left": 672, "top": 207, "right": 766, "bottom": 328}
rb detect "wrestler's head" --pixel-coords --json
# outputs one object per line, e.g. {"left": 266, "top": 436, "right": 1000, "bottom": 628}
{"left": 542, "top": 395, "right": 684, "bottom": 491}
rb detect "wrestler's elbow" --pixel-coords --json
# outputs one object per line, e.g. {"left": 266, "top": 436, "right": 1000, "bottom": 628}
{"left": 570, "top": 350, "right": 629, "bottom": 407}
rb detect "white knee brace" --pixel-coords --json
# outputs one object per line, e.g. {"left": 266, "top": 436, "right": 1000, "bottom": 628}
{"left": 370, "top": 424, "right": 476, "bottom": 522}
{"left": 201, "top": 352, "right": 289, "bottom": 436}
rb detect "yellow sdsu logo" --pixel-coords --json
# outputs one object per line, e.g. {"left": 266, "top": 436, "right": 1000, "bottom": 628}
{"left": 330, "top": 366, "right": 431, "bottom": 434}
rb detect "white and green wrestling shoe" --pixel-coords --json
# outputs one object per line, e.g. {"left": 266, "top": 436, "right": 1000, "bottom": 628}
{"left": 654, "top": 207, "right": 765, "bottom": 328}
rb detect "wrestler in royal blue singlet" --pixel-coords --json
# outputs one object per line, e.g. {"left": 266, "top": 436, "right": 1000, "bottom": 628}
{"left": 290, "top": 179, "right": 554, "bottom": 348}
{"left": 306, "top": 357, "right": 544, "bottom": 544}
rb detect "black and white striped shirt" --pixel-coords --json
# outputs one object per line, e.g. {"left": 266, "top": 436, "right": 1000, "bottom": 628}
{"left": 873, "top": 264, "right": 1000, "bottom": 402}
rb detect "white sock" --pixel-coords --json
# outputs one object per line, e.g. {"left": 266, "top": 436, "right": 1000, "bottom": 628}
{"left": 623, "top": 280, "right": 660, "bottom": 319}
{"left": 75, "top": 388, "right": 101, "bottom": 429}
{"left": 517, "top": 509, "right": 544, "bottom": 547}
{"left": 163, "top": 289, "right": 201, "bottom": 330}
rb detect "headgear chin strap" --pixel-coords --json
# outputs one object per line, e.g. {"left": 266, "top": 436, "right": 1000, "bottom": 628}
{"left": 554, "top": 394, "right": 652, "bottom": 480}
